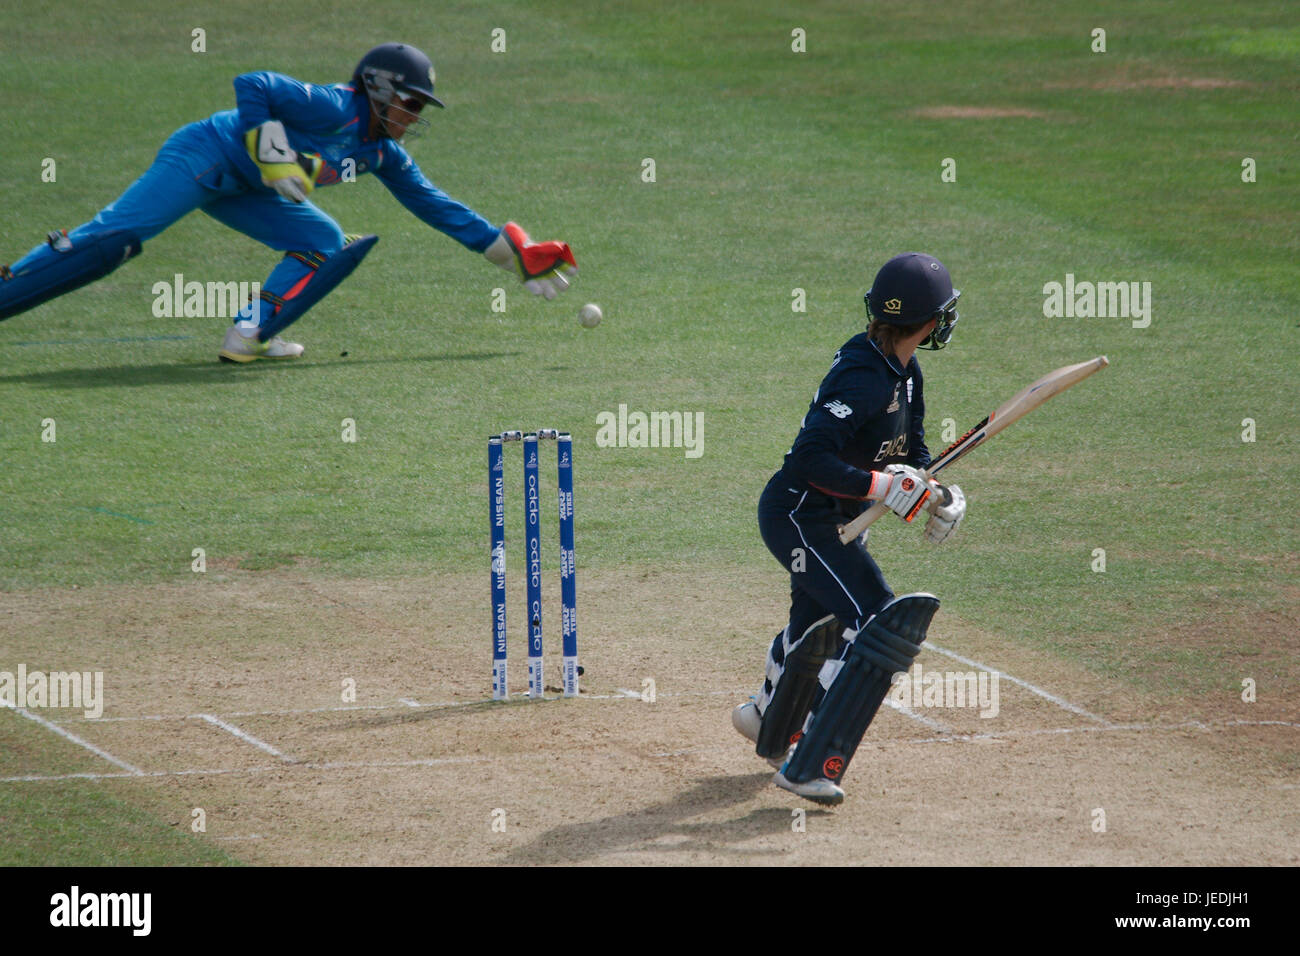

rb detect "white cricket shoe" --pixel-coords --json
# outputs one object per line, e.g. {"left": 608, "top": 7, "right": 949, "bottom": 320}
{"left": 219, "top": 324, "right": 305, "bottom": 363}
{"left": 732, "top": 699, "right": 761, "bottom": 742}
{"left": 731, "top": 699, "right": 789, "bottom": 769}
{"left": 773, "top": 769, "right": 845, "bottom": 806}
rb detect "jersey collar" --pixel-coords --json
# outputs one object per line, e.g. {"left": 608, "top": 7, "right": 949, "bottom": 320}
{"left": 867, "top": 337, "right": 916, "bottom": 378}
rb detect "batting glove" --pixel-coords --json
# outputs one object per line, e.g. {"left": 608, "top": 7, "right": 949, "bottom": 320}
{"left": 245, "top": 120, "right": 322, "bottom": 203}
{"left": 924, "top": 484, "right": 966, "bottom": 544}
{"left": 869, "top": 464, "right": 933, "bottom": 522}
{"left": 483, "top": 221, "right": 578, "bottom": 300}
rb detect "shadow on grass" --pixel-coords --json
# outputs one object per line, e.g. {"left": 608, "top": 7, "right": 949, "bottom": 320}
{"left": 0, "top": 352, "right": 520, "bottom": 389}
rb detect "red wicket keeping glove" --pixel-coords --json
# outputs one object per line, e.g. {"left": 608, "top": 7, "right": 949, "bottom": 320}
{"left": 484, "top": 221, "right": 578, "bottom": 300}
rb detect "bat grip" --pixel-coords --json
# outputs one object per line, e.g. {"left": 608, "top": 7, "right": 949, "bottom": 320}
{"left": 837, "top": 501, "right": 889, "bottom": 543}
{"left": 836, "top": 470, "right": 944, "bottom": 544}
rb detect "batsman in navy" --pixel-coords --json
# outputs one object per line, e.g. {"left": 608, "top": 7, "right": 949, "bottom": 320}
{"left": 733, "top": 252, "right": 967, "bottom": 805}
{"left": 0, "top": 43, "right": 577, "bottom": 362}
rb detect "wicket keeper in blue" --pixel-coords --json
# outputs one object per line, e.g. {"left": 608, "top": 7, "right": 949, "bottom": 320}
{"left": 0, "top": 42, "right": 578, "bottom": 362}
{"left": 732, "top": 253, "right": 967, "bottom": 805}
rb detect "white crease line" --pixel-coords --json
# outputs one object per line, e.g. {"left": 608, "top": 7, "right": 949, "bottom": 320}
{"left": 856, "top": 717, "right": 1297, "bottom": 748}
{"left": 198, "top": 714, "right": 292, "bottom": 762}
{"left": 0, "top": 752, "right": 528, "bottom": 784}
{"left": 398, "top": 698, "right": 420, "bottom": 708}
{"left": 88, "top": 702, "right": 409, "bottom": 722}
{"left": 51, "top": 688, "right": 752, "bottom": 725}
{"left": 649, "top": 718, "right": 1299, "bottom": 760}
{"left": 2, "top": 720, "right": 1292, "bottom": 784}
{"left": 2, "top": 771, "right": 157, "bottom": 783}
{"left": 1, "top": 701, "right": 141, "bottom": 775}
{"left": 924, "top": 641, "right": 1113, "bottom": 726}
{"left": 884, "top": 697, "right": 952, "bottom": 732}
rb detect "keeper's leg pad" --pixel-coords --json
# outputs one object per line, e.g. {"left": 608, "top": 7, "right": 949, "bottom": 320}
{"left": 755, "top": 615, "right": 846, "bottom": 759}
{"left": 782, "top": 593, "right": 939, "bottom": 785}
{"left": 0, "top": 230, "right": 142, "bottom": 321}
{"left": 256, "top": 233, "right": 378, "bottom": 339}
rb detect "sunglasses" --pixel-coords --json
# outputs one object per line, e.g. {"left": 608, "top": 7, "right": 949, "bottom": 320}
{"left": 394, "top": 94, "right": 425, "bottom": 115}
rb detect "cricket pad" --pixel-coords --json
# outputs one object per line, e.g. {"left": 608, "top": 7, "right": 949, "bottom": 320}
{"left": 257, "top": 233, "right": 378, "bottom": 339}
{"left": 756, "top": 615, "right": 846, "bottom": 759}
{"left": 0, "top": 229, "right": 142, "bottom": 321}
{"left": 782, "top": 593, "right": 939, "bottom": 785}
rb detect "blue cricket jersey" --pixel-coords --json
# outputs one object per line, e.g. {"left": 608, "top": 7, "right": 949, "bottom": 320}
{"left": 202, "top": 71, "right": 500, "bottom": 252}
{"left": 778, "top": 333, "right": 931, "bottom": 514}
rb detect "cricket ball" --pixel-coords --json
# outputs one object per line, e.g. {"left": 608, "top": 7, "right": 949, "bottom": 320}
{"left": 578, "top": 303, "right": 602, "bottom": 328}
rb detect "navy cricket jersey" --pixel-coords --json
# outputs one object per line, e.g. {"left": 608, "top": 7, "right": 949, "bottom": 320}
{"left": 777, "top": 333, "right": 931, "bottom": 517}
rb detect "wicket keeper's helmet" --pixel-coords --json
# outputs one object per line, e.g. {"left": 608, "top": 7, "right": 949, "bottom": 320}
{"left": 353, "top": 43, "right": 444, "bottom": 128}
{"left": 865, "top": 252, "right": 961, "bottom": 350}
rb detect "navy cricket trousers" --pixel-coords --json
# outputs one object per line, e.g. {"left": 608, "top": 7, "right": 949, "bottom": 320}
{"left": 757, "top": 472, "right": 894, "bottom": 640}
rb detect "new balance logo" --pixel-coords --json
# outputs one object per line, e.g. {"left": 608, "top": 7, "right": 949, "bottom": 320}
{"left": 886, "top": 385, "right": 900, "bottom": 414}
{"left": 823, "top": 400, "right": 852, "bottom": 419}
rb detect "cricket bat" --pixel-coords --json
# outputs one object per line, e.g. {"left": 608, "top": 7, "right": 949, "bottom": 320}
{"left": 836, "top": 356, "right": 1110, "bottom": 544}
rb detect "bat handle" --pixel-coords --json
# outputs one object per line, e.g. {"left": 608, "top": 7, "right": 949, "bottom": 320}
{"left": 836, "top": 469, "right": 942, "bottom": 544}
{"left": 837, "top": 501, "right": 889, "bottom": 543}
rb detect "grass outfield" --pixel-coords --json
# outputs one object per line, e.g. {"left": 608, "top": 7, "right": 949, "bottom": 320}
{"left": 1, "top": 0, "right": 1296, "bottom": 864}
{"left": 0, "top": 781, "right": 239, "bottom": 866}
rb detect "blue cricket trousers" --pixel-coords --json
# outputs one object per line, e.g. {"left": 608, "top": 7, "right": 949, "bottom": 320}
{"left": 10, "top": 119, "right": 346, "bottom": 329}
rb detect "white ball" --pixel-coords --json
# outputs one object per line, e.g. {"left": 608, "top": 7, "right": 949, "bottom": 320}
{"left": 578, "top": 303, "right": 602, "bottom": 328}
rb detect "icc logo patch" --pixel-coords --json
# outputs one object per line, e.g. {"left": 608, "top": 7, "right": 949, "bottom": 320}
{"left": 883, "top": 298, "right": 902, "bottom": 315}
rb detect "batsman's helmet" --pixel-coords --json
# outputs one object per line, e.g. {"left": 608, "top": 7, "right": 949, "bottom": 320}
{"left": 353, "top": 43, "right": 443, "bottom": 137}
{"left": 865, "top": 252, "right": 961, "bottom": 350}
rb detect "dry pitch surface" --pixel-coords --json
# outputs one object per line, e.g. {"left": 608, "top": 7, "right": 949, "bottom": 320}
{"left": 2, "top": 566, "right": 1296, "bottom": 866}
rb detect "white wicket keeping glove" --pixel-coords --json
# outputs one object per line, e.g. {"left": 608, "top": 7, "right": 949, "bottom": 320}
{"left": 483, "top": 221, "right": 578, "bottom": 299}
{"left": 245, "top": 120, "right": 322, "bottom": 203}
{"left": 924, "top": 484, "right": 965, "bottom": 544}
{"left": 869, "top": 464, "right": 933, "bottom": 522}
